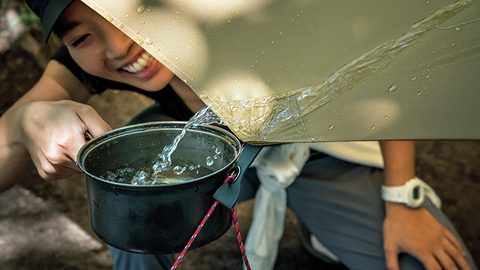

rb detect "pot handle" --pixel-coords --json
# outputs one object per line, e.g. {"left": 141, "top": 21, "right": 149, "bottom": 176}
{"left": 213, "top": 143, "right": 263, "bottom": 209}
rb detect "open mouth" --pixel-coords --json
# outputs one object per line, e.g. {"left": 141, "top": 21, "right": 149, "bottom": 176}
{"left": 120, "top": 51, "right": 155, "bottom": 74}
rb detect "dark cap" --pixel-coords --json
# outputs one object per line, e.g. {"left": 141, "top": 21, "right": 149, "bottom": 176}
{"left": 25, "top": 0, "right": 74, "bottom": 42}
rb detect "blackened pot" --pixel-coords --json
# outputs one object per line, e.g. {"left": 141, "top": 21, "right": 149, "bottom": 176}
{"left": 77, "top": 122, "right": 241, "bottom": 254}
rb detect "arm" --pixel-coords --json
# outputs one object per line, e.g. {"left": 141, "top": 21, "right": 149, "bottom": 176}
{"left": 0, "top": 60, "right": 110, "bottom": 191}
{"left": 379, "top": 141, "right": 471, "bottom": 270}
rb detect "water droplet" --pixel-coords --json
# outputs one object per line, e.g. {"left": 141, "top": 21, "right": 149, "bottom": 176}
{"left": 271, "top": 40, "right": 275, "bottom": 45}
{"left": 105, "top": 14, "right": 113, "bottom": 22}
{"left": 133, "top": 35, "right": 144, "bottom": 45}
{"left": 411, "top": 76, "right": 417, "bottom": 81}
{"left": 125, "top": 14, "right": 130, "bottom": 18}
{"left": 137, "top": 5, "right": 146, "bottom": 13}
{"left": 451, "top": 42, "right": 456, "bottom": 46}
{"left": 455, "top": 26, "right": 461, "bottom": 31}
{"left": 117, "top": 23, "right": 124, "bottom": 29}
{"left": 279, "top": 31, "right": 283, "bottom": 35}
{"left": 215, "top": 147, "right": 221, "bottom": 155}
{"left": 141, "top": 21, "right": 146, "bottom": 24}
{"left": 145, "top": 38, "right": 153, "bottom": 45}
{"left": 328, "top": 124, "right": 334, "bottom": 130}
{"left": 388, "top": 85, "right": 398, "bottom": 92}
{"left": 416, "top": 90, "right": 423, "bottom": 96}
{"left": 369, "top": 125, "right": 376, "bottom": 130}
{"left": 425, "top": 74, "right": 431, "bottom": 79}
{"left": 173, "top": 165, "right": 186, "bottom": 175}
{"left": 384, "top": 115, "right": 390, "bottom": 120}
{"left": 206, "top": 156, "right": 214, "bottom": 166}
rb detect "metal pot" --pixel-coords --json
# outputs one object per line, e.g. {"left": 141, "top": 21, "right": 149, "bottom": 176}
{"left": 77, "top": 122, "right": 241, "bottom": 254}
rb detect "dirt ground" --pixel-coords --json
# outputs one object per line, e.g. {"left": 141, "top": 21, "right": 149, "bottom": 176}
{"left": 0, "top": 22, "right": 479, "bottom": 269}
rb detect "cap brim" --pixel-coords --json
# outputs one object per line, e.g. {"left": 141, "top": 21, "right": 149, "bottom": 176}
{"left": 41, "top": 0, "right": 74, "bottom": 42}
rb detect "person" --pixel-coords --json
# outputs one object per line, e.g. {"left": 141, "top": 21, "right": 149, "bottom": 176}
{"left": 0, "top": 1, "right": 476, "bottom": 269}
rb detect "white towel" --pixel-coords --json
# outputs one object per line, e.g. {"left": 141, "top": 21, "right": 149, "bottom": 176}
{"left": 245, "top": 144, "right": 310, "bottom": 270}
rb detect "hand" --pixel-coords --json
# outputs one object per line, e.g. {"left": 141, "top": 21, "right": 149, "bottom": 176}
{"left": 383, "top": 203, "right": 471, "bottom": 270}
{"left": 16, "top": 100, "right": 111, "bottom": 180}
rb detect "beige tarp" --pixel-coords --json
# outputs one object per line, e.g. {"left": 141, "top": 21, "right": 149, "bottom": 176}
{"left": 81, "top": 0, "right": 480, "bottom": 143}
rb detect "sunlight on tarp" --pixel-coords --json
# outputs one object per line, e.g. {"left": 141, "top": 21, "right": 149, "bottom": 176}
{"left": 81, "top": 0, "right": 480, "bottom": 143}
{"left": 162, "top": 0, "right": 274, "bottom": 24}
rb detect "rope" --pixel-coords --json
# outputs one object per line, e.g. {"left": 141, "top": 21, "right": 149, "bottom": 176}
{"left": 169, "top": 175, "right": 251, "bottom": 270}
{"left": 231, "top": 207, "right": 251, "bottom": 270}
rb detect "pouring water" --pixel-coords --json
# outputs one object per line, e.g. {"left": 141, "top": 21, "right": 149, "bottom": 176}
{"left": 100, "top": 107, "right": 224, "bottom": 185}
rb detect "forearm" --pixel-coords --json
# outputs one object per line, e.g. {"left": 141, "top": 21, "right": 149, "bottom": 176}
{"left": 0, "top": 104, "right": 32, "bottom": 192}
{"left": 0, "top": 60, "right": 91, "bottom": 191}
{"left": 379, "top": 140, "right": 415, "bottom": 186}
{"left": 379, "top": 140, "right": 417, "bottom": 216}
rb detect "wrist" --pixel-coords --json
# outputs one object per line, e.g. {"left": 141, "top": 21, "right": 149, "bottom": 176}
{"left": 381, "top": 177, "right": 442, "bottom": 209}
{"left": 385, "top": 201, "right": 416, "bottom": 215}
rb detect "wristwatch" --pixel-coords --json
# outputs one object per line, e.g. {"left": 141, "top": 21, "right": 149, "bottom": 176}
{"left": 381, "top": 177, "right": 442, "bottom": 208}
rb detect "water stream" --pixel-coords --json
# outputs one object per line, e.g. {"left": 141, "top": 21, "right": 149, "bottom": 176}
{"left": 101, "top": 106, "right": 223, "bottom": 185}
{"left": 151, "top": 106, "right": 222, "bottom": 175}
{"left": 212, "top": 0, "right": 478, "bottom": 142}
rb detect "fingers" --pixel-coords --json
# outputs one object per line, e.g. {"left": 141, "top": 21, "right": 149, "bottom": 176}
{"left": 444, "top": 229, "right": 465, "bottom": 256}
{"left": 442, "top": 230, "right": 472, "bottom": 270}
{"left": 426, "top": 230, "right": 471, "bottom": 270}
{"left": 31, "top": 152, "right": 82, "bottom": 180}
{"left": 382, "top": 206, "right": 472, "bottom": 270}
{"left": 19, "top": 101, "right": 109, "bottom": 180}
{"left": 384, "top": 244, "right": 400, "bottom": 270}
{"left": 75, "top": 104, "right": 112, "bottom": 137}
{"left": 422, "top": 256, "right": 442, "bottom": 270}
{"left": 58, "top": 102, "right": 110, "bottom": 163}
{"left": 434, "top": 247, "right": 458, "bottom": 270}
{"left": 62, "top": 126, "right": 89, "bottom": 164}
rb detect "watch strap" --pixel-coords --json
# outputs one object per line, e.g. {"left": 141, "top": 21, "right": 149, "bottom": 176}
{"left": 381, "top": 177, "right": 442, "bottom": 209}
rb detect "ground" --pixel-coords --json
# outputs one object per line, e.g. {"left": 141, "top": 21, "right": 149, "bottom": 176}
{"left": 0, "top": 23, "right": 478, "bottom": 269}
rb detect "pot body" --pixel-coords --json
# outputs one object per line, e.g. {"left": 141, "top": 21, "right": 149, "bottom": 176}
{"left": 77, "top": 122, "right": 241, "bottom": 254}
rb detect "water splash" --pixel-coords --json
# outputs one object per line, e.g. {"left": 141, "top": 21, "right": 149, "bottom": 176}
{"left": 101, "top": 106, "right": 223, "bottom": 185}
{"left": 152, "top": 106, "right": 222, "bottom": 175}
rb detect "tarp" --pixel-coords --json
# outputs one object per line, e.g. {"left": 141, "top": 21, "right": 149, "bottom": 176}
{"left": 81, "top": 0, "right": 480, "bottom": 143}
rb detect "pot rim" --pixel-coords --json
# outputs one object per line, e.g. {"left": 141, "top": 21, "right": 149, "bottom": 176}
{"left": 77, "top": 121, "right": 242, "bottom": 189}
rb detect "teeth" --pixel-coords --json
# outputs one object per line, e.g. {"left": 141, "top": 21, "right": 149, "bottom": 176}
{"left": 121, "top": 52, "right": 154, "bottom": 73}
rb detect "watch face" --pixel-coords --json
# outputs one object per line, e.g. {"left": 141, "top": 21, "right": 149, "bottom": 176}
{"left": 412, "top": 185, "right": 421, "bottom": 200}
{"left": 407, "top": 180, "right": 425, "bottom": 208}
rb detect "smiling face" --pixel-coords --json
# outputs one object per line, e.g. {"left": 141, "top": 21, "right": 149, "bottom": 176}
{"left": 57, "top": 1, "right": 175, "bottom": 91}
